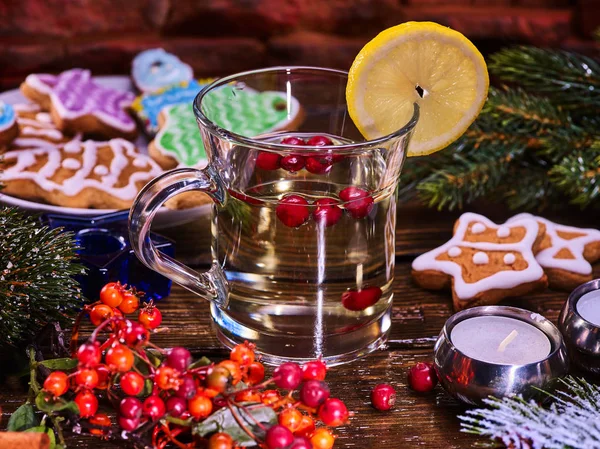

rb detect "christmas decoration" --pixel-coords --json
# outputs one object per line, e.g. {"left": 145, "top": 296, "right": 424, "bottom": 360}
{"left": 10, "top": 281, "right": 348, "bottom": 449}
{"left": 0, "top": 207, "right": 83, "bottom": 347}
{"left": 401, "top": 41, "right": 600, "bottom": 211}
{"left": 460, "top": 376, "right": 600, "bottom": 449}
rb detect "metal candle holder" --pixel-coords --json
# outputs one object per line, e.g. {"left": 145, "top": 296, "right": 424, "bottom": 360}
{"left": 559, "top": 279, "right": 600, "bottom": 374}
{"left": 434, "top": 306, "right": 569, "bottom": 405}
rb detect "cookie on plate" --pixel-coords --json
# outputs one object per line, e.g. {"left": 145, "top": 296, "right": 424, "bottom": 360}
{"left": 412, "top": 212, "right": 548, "bottom": 311}
{"left": 131, "top": 79, "right": 213, "bottom": 135}
{"left": 20, "top": 69, "right": 137, "bottom": 140}
{"left": 11, "top": 103, "right": 77, "bottom": 148}
{"left": 131, "top": 48, "right": 194, "bottom": 94}
{"left": 148, "top": 86, "right": 303, "bottom": 170}
{"left": 0, "top": 138, "right": 162, "bottom": 210}
{"left": 509, "top": 213, "right": 600, "bottom": 290}
{"left": 0, "top": 101, "right": 18, "bottom": 148}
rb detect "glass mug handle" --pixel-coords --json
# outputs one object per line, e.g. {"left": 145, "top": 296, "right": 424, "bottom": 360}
{"left": 128, "top": 167, "right": 229, "bottom": 309}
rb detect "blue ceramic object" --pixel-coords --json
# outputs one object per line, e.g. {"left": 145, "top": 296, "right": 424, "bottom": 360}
{"left": 42, "top": 211, "right": 173, "bottom": 301}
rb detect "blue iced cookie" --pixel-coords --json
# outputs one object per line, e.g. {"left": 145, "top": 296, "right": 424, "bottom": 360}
{"left": 131, "top": 79, "right": 213, "bottom": 135}
{"left": 131, "top": 48, "right": 194, "bottom": 94}
{"left": 0, "top": 101, "right": 18, "bottom": 147}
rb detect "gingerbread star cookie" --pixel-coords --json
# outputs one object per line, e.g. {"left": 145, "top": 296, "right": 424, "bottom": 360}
{"left": 412, "top": 212, "right": 548, "bottom": 311}
{"left": 509, "top": 213, "right": 600, "bottom": 290}
{"left": 21, "top": 69, "right": 137, "bottom": 140}
{"left": 0, "top": 138, "right": 162, "bottom": 210}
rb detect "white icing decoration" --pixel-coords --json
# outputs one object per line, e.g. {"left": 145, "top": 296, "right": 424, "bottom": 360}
{"left": 412, "top": 212, "right": 544, "bottom": 300}
{"left": 94, "top": 165, "right": 109, "bottom": 176}
{"left": 0, "top": 138, "right": 162, "bottom": 200}
{"left": 471, "top": 223, "right": 485, "bottom": 234}
{"left": 132, "top": 157, "right": 147, "bottom": 168}
{"left": 509, "top": 213, "right": 600, "bottom": 275}
{"left": 13, "top": 103, "right": 41, "bottom": 113}
{"left": 448, "top": 247, "right": 462, "bottom": 257}
{"left": 64, "top": 140, "right": 82, "bottom": 153}
{"left": 62, "top": 158, "right": 81, "bottom": 170}
{"left": 35, "top": 112, "right": 53, "bottom": 123}
{"left": 504, "top": 253, "right": 516, "bottom": 265}
{"left": 497, "top": 226, "right": 510, "bottom": 238}
{"left": 473, "top": 252, "right": 489, "bottom": 265}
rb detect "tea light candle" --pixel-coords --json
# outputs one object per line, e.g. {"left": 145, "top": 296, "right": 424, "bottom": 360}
{"left": 575, "top": 289, "right": 600, "bottom": 326}
{"left": 450, "top": 316, "right": 551, "bottom": 365}
{"left": 435, "top": 306, "right": 568, "bottom": 405}
{"left": 559, "top": 279, "right": 600, "bottom": 374}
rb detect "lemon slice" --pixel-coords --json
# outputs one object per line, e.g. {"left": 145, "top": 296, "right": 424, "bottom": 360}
{"left": 346, "top": 21, "right": 489, "bottom": 156}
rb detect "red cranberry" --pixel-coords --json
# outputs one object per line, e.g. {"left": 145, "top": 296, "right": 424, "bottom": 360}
{"left": 371, "top": 383, "right": 396, "bottom": 411}
{"left": 175, "top": 374, "right": 197, "bottom": 399}
{"left": 312, "top": 198, "right": 342, "bottom": 227}
{"left": 299, "top": 380, "right": 330, "bottom": 408}
{"left": 166, "top": 396, "right": 187, "bottom": 417}
{"left": 118, "top": 416, "right": 140, "bottom": 431}
{"left": 318, "top": 398, "right": 349, "bottom": 427}
{"left": 265, "top": 424, "right": 294, "bottom": 449}
{"left": 142, "top": 395, "right": 166, "bottom": 420}
{"left": 306, "top": 136, "right": 333, "bottom": 146}
{"left": 281, "top": 136, "right": 305, "bottom": 146}
{"left": 339, "top": 187, "right": 374, "bottom": 219}
{"left": 166, "top": 347, "right": 192, "bottom": 372}
{"left": 341, "top": 286, "right": 382, "bottom": 311}
{"left": 301, "top": 360, "right": 327, "bottom": 381}
{"left": 77, "top": 342, "right": 101, "bottom": 367}
{"left": 276, "top": 195, "right": 310, "bottom": 228}
{"left": 290, "top": 436, "right": 313, "bottom": 449}
{"left": 305, "top": 155, "right": 333, "bottom": 174}
{"left": 273, "top": 362, "right": 303, "bottom": 390}
{"left": 123, "top": 323, "right": 149, "bottom": 347}
{"left": 256, "top": 151, "right": 282, "bottom": 171}
{"left": 408, "top": 362, "right": 438, "bottom": 393}
{"left": 281, "top": 154, "right": 305, "bottom": 172}
{"left": 120, "top": 397, "right": 142, "bottom": 419}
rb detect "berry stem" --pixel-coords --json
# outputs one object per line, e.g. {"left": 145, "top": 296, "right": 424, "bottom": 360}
{"left": 228, "top": 398, "right": 268, "bottom": 432}
{"left": 226, "top": 401, "right": 260, "bottom": 443}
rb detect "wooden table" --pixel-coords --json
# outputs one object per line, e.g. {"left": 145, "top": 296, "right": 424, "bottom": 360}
{"left": 1, "top": 202, "right": 594, "bottom": 448}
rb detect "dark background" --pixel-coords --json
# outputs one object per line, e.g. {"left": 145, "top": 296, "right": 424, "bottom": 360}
{"left": 0, "top": 0, "right": 598, "bottom": 90}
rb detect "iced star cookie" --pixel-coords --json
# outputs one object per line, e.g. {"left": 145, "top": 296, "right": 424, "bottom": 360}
{"left": 509, "top": 214, "right": 600, "bottom": 290}
{"left": 11, "top": 103, "right": 78, "bottom": 148}
{"left": 412, "top": 212, "right": 548, "bottom": 311}
{"left": 132, "top": 48, "right": 194, "bottom": 94}
{"left": 0, "top": 101, "right": 18, "bottom": 148}
{"left": 21, "top": 69, "right": 137, "bottom": 140}
{"left": 148, "top": 86, "right": 303, "bottom": 170}
{"left": 131, "top": 79, "right": 213, "bottom": 135}
{"left": 0, "top": 138, "right": 162, "bottom": 210}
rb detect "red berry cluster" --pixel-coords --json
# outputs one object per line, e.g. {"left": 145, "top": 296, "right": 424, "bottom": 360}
{"left": 39, "top": 282, "right": 349, "bottom": 449}
{"left": 256, "top": 135, "right": 344, "bottom": 175}
{"left": 276, "top": 187, "right": 374, "bottom": 229}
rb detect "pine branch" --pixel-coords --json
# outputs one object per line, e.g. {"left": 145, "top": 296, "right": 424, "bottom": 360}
{"left": 489, "top": 47, "right": 600, "bottom": 109}
{"left": 500, "top": 165, "right": 562, "bottom": 211}
{"left": 0, "top": 207, "right": 83, "bottom": 347}
{"left": 460, "top": 376, "right": 600, "bottom": 449}
{"left": 549, "top": 142, "right": 600, "bottom": 208}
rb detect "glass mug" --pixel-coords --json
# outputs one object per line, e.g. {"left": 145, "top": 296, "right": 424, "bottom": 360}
{"left": 129, "top": 67, "right": 419, "bottom": 365}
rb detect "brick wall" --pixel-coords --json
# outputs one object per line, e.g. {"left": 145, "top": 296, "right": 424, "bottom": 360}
{"left": 0, "top": 0, "right": 598, "bottom": 90}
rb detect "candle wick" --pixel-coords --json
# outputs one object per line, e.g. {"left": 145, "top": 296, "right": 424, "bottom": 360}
{"left": 497, "top": 329, "right": 519, "bottom": 353}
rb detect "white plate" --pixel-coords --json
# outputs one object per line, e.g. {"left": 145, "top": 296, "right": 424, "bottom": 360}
{"left": 0, "top": 76, "right": 210, "bottom": 229}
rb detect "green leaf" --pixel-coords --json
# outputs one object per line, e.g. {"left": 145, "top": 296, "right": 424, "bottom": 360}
{"left": 188, "top": 356, "right": 211, "bottom": 370}
{"left": 7, "top": 403, "right": 38, "bottom": 431}
{"left": 193, "top": 403, "right": 276, "bottom": 446}
{"left": 39, "top": 358, "right": 78, "bottom": 371}
{"left": 35, "top": 391, "right": 79, "bottom": 414}
{"left": 25, "top": 426, "right": 56, "bottom": 449}
{"left": 145, "top": 348, "right": 163, "bottom": 367}
{"left": 165, "top": 416, "right": 193, "bottom": 426}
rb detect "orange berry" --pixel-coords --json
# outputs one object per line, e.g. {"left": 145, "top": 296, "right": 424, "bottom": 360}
{"left": 155, "top": 366, "right": 181, "bottom": 391}
{"left": 90, "top": 304, "right": 114, "bottom": 326}
{"left": 230, "top": 342, "right": 256, "bottom": 365}
{"left": 89, "top": 413, "right": 111, "bottom": 436}
{"left": 278, "top": 407, "right": 303, "bottom": 432}
{"left": 100, "top": 282, "right": 124, "bottom": 308}
{"left": 188, "top": 394, "right": 213, "bottom": 419}
{"left": 294, "top": 414, "right": 316, "bottom": 438}
{"left": 310, "top": 428, "right": 335, "bottom": 449}
{"left": 218, "top": 360, "right": 242, "bottom": 385}
{"left": 105, "top": 344, "right": 134, "bottom": 372}
{"left": 43, "top": 371, "right": 69, "bottom": 397}
{"left": 119, "top": 292, "right": 140, "bottom": 314}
